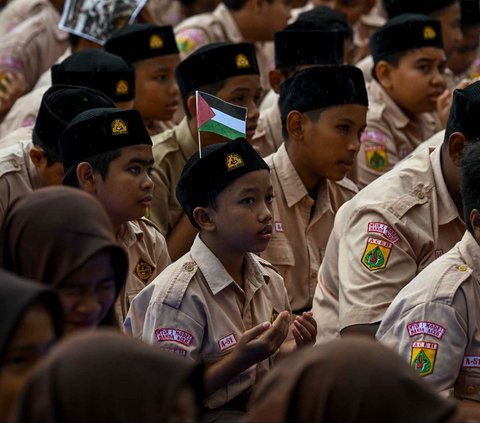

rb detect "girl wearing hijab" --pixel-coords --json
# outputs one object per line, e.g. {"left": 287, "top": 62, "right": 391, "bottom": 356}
{"left": 12, "top": 330, "right": 203, "bottom": 423}
{"left": 0, "top": 186, "right": 128, "bottom": 334}
{"left": 245, "top": 336, "right": 458, "bottom": 423}
{"left": 0, "top": 269, "right": 63, "bottom": 423}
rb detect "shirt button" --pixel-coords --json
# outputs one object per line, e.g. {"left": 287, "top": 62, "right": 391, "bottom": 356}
{"left": 183, "top": 262, "right": 195, "bottom": 272}
{"left": 416, "top": 191, "right": 425, "bottom": 200}
{"left": 311, "top": 271, "right": 318, "bottom": 279}
{"left": 458, "top": 264, "right": 469, "bottom": 272}
{"left": 466, "top": 385, "right": 477, "bottom": 395}
{"left": 10, "top": 159, "right": 19, "bottom": 168}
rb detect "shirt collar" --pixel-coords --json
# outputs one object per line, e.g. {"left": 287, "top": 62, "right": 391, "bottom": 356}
{"left": 213, "top": 3, "right": 243, "bottom": 43}
{"left": 176, "top": 117, "right": 198, "bottom": 161}
{"left": 369, "top": 79, "right": 410, "bottom": 129}
{"left": 117, "top": 220, "right": 144, "bottom": 248}
{"left": 459, "top": 230, "right": 480, "bottom": 279}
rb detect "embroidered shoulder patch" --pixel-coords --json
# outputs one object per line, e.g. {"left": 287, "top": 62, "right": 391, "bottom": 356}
{"left": 176, "top": 29, "right": 207, "bottom": 54}
{"left": 159, "top": 346, "right": 187, "bottom": 357}
{"left": 407, "top": 321, "right": 446, "bottom": 339}
{"left": 361, "top": 129, "right": 387, "bottom": 145}
{"left": 135, "top": 259, "right": 154, "bottom": 282}
{"left": 218, "top": 333, "right": 237, "bottom": 352}
{"left": 367, "top": 222, "right": 400, "bottom": 244}
{"left": 411, "top": 341, "right": 438, "bottom": 376}
{"left": 463, "top": 356, "right": 480, "bottom": 367}
{"left": 365, "top": 145, "right": 388, "bottom": 171}
{"left": 361, "top": 237, "right": 392, "bottom": 271}
{"left": 155, "top": 328, "right": 194, "bottom": 346}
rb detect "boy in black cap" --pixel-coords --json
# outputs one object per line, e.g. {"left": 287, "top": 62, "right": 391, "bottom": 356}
{"left": 259, "top": 65, "right": 367, "bottom": 315}
{"left": 0, "top": 85, "right": 115, "bottom": 229}
{"left": 127, "top": 137, "right": 316, "bottom": 422}
{"left": 150, "top": 42, "right": 262, "bottom": 261}
{"left": 104, "top": 23, "right": 181, "bottom": 136}
{"left": 355, "top": 14, "right": 447, "bottom": 188}
{"left": 59, "top": 108, "right": 171, "bottom": 323}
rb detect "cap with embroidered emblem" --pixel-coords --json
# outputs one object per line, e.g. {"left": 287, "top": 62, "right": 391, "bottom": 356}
{"left": 382, "top": 0, "right": 458, "bottom": 18}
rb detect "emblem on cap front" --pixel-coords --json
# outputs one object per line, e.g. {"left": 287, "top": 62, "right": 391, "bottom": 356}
{"left": 423, "top": 26, "right": 436, "bottom": 40}
{"left": 150, "top": 34, "right": 164, "bottom": 49}
{"left": 235, "top": 54, "right": 250, "bottom": 69}
{"left": 116, "top": 80, "right": 129, "bottom": 95}
{"left": 111, "top": 119, "right": 128, "bottom": 135}
{"left": 225, "top": 153, "right": 244, "bottom": 171}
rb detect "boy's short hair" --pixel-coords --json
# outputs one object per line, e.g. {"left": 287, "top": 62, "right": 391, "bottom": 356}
{"left": 104, "top": 23, "right": 179, "bottom": 64}
{"left": 382, "top": 0, "right": 458, "bottom": 18}
{"left": 177, "top": 138, "right": 269, "bottom": 228}
{"left": 33, "top": 85, "right": 116, "bottom": 165}
{"left": 51, "top": 49, "right": 136, "bottom": 103}
{"left": 461, "top": 141, "right": 480, "bottom": 234}
{"left": 460, "top": 0, "right": 480, "bottom": 29}
{"left": 59, "top": 108, "right": 152, "bottom": 182}
{"left": 297, "top": 5, "right": 353, "bottom": 40}
{"left": 279, "top": 65, "right": 368, "bottom": 139}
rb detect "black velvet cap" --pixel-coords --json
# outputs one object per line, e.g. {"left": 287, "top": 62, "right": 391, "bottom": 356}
{"left": 176, "top": 138, "right": 269, "bottom": 228}
{"left": 104, "top": 23, "right": 179, "bottom": 63}
{"left": 297, "top": 5, "right": 353, "bottom": 39}
{"left": 51, "top": 49, "right": 135, "bottom": 103}
{"left": 447, "top": 81, "right": 480, "bottom": 139}
{"left": 274, "top": 26, "right": 344, "bottom": 68}
{"left": 382, "top": 0, "right": 458, "bottom": 18}
{"left": 370, "top": 14, "right": 443, "bottom": 63}
{"left": 59, "top": 108, "right": 152, "bottom": 172}
{"left": 33, "top": 85, "right": 116, "bottom": 155}
{"left": 175, "top": 42, "right": 260, "bottom": 99}
{"left": 460, "top": 0, "right": 480, "bottom": 27}
{"left": 279, "top": 65, "right": 368, "bottom": 126}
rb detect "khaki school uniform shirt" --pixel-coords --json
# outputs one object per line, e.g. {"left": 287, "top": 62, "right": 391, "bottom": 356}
{"left": 126, "top": 235, "right": 291, "bottom": 409}
{"left": 0, "top": 0, "right": 47, "bottom": 35}
{"left": 174, "top": 3, "right": 271, "bottom": 93}
{"left": 0, "top": 133, "right": 41, "bottom": 228}
{"left": 311, "top": 145, "right": 465, "bottom": 344}
{"left": 115, "top": 218, "right": 171, "bottom": 322}
{"left": 251, "top": 102, "right": 283, "bottom": 158}
{"left": 353, "top": 79, "right": 440, "bottom": 189}
{"left": 259, "top": 144, "right": 358, "bottom": 313}
{"left": 377, "top": 231, "right": 480, "bottom": 401}
{"left": 150, "top": 117, "right": 196, "bottom": 237}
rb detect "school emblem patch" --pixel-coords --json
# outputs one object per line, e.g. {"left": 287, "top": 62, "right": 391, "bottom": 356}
{"left": 423, "top": 26, "right": 436, "bottom": 40}
{"left": 361, "top": 237, "right": 392, "bottom": 271}
{"left": 176, "top": 29, "right": 206, "bottom": 54}
{"left": 149, "top": 34, "right": 164, "bottom": 49}
{"left": 411, "top": 341, "right": 438, "bottom": 376}
{"left": 365, "top": 145, "right": 388, "bottom": 171}
{"left": 225, "top": 153, "right": 244, "bottom": 171}
{"left": 115, "top": 80, "right": 129, "bottom": 96}
{"left": 135, "top": 259, "right": 154, "bottom": 282}
{"left": 111, "top": 119, "right": 128, "bottom": 135}
{"left": 235, "top": 54, "right": 250, "bottom": 69}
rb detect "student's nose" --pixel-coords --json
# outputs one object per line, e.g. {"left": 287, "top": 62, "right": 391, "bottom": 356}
{"left": 247, "top": 100, "right": 260, "bottom": 126}
{"left": 348, "top": 134, "right": 361, "bottom": 154}
{"left": 259, "top": 201, "right": 272, "bottom": 222}
{"left": 431, "top": 69, "right": 447, "bottom": 89}
{"left": 142, "top": 172, "right": 154, "bottom": 191}
{"left": 169, "top": 81, "right": 180, "bottom": 98}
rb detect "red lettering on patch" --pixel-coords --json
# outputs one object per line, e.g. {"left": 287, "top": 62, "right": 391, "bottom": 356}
{"left": 361, "top": 129, "right": 387, "bottom": 144}
{"left": 218, "top": 333, "right": 237, "bottom": 352}
{"left": 155, "top": 328, "right": 193, "bottom": 346}
{"left": 367, "top": 222, "right": 400, "bottom": 244}
{"left": 407, "top": 321, "right": 446, "bottom": 339}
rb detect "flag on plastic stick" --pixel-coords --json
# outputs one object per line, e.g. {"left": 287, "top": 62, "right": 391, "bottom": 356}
{"left": 196, "top": 91, "right": 247, "bottom": 157}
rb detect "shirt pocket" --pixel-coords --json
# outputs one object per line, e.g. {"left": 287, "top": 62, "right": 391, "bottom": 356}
{"left": 262, "top": 236, "right": 295, "bottom": 270}
{"left": 455, "top": 368, "right": 480, "bottom": 401}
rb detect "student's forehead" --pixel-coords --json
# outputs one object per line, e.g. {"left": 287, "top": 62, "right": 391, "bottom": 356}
{"left": 226, "top": 169, "right": 272, "bottom": 192}
{"left": 400, "top": 47, "right": 446, "bottom": 63}
{"left": 116, "top": 144, "right": 153, "bottom": 161}
{"left": 219, "top": 74, "right": 262, "bottom": 93}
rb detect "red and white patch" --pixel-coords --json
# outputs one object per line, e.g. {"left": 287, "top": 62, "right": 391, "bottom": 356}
{"left": 218, "top": 333, "right": 237, "bottom": 352}
{"left": 367, "top": 222, "right": 400, "bottom": 244}
{"left": 275, "top": 221, "right": 284, "bottom": 232}
{"left": 159, "top": 346, "right": 187, "bottom": 357}
{"left": 435, "top": 249, "right": 444, "bottom": 259}
{"left": 360, "top": 129, "right": 388, "bottom": 145}
{"left": 463, "top": 356, "right": 480, "bottom": 367}
{"left": 155, "top": 328, "right": 193, "bottom": 346}
{"left": 407, "top": 321, "right": 446, "bottom": 339}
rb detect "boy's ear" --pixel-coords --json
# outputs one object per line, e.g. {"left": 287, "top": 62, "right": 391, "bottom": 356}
{"left": 286, "top": 110, "right": 305, "bottom": 142}
{"left": 76, "top": 162, "right": 97, "bottom": 193}
{"left": 447, "top": 132, "right": 467, "bottom": 166}
{"left": 192, "top": 206, "right": 215, "bottom": 231}
{"left": 269, "top": 69, "right": 283, "bottom": 94}
{"left": 29, "top": 146, "right": 47, "bottom": 170}
{"left": 187, "top": 95, "right": 196, "bottom": 118}
{"left": 375, "top": 61, "right": 393, "bottom": 89}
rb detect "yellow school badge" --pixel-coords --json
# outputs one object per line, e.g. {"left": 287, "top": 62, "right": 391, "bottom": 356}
{"left": 361, "top": 237, "right": 392, "bottom": 271}
{"left": 225, "top": 153, "right": 244, "bottom": 171}
{"left": 423, "top": 26, "right": 436, "bottom": 40}
{"left": 149, "top": 34, "right": 164, "bottom": 49}
{"left": 411, "top": 341, "right": 438, "bottom": 376}
{"left": 111, "top": 119, "right": 128, "bottom": 135}
{"left": 365, "top": 145, "right": 388, "bottom": 172}
{"left": 135, "top": 259, "right": 154, "bottom": 282}
{"left": 235, "top": 54, "right": 250, "bottom": 69}
{"left": 115, "top": 80, "right": 129, "bottom": 96}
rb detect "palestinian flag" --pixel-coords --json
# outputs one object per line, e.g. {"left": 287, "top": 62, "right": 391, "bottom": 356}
{"left": 196, "top": 91, "right": 247, "bottom": 140}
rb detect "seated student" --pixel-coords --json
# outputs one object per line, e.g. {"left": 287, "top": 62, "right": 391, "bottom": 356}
{"left": 150, "top": 42, "right": 262, "bottom": 261}
{"left": 12, "top": 330, "right": 203, "bottom": 423}
{"left": 0, "top": 85, "right": 115, "bottom": 228}
{"left": 354, "top": 14, "right": 447, "bottom": 188}
{"left": 0, "top": 186, "right": 128, "bottom": 335}
{"left": 245, "top": 337, "right": 457, "bottom": 423}
{"left": 59, "top": 108, "right": 171, "bottom": 322}
{"left": 310, "top": 81, "right": 480, "bottom": 345}
{"left": 376, "top": 140, "right": 480, "bottom": 411}
{"left": 104, "top": 24, "right": 181, "bottom": 136}
{"left": 0, "top": 269, "right": 63, "bottom": 423}
{"left": 127, "top": 138, "right": 316, "bottom": 422}
{"left": 259, "top": 65, "right": 367, "bottom": 314}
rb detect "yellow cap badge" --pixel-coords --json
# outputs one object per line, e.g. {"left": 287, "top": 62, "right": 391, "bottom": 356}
{"left": 235, "top": 54, "right": 250, "bottom": 69}
{"left": 150, "top": 34, "right": 164, "bottom": 49}
{"left": 111, "top": 119, "right": 128, "bottom": 135}
{"left": 115, "top": 80, "right": 129, "bottom": 96}
{"left": 423, "top": 26, "right": 436, "bottom": 40}
{"left": 225, "top": 153, "right": 244, "bottom": 171}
